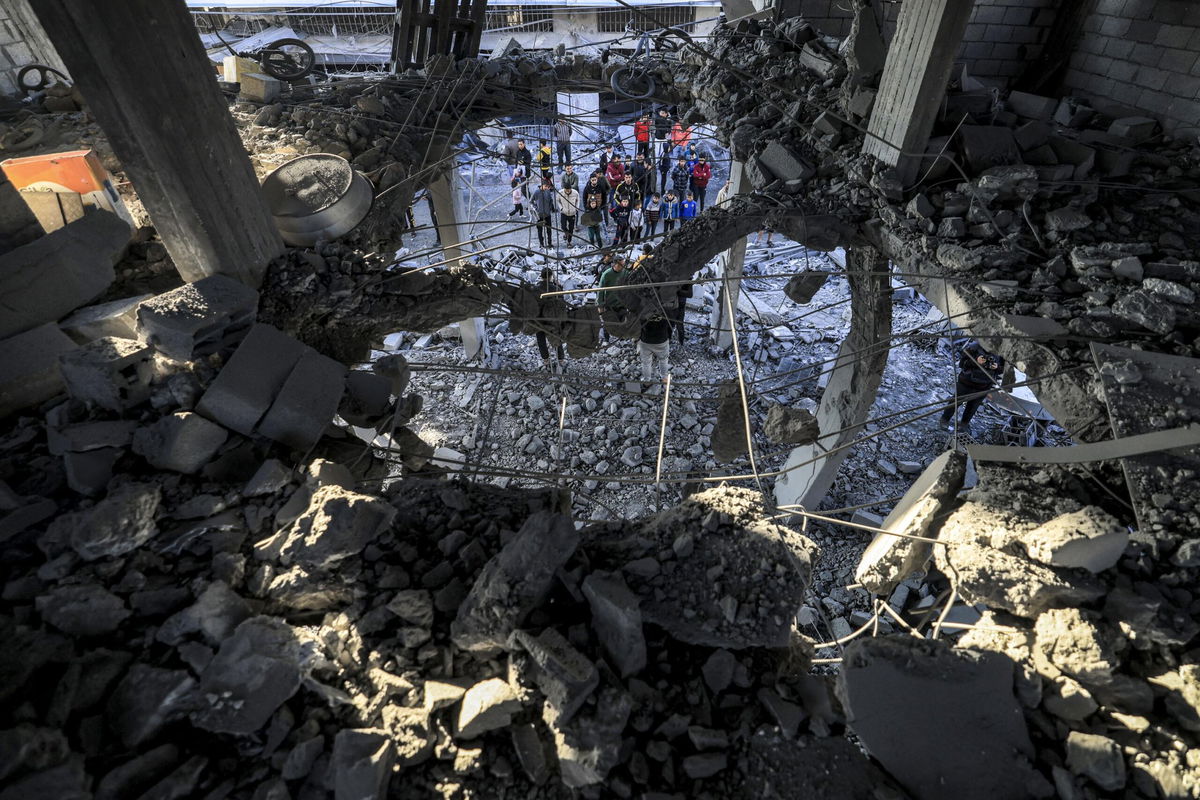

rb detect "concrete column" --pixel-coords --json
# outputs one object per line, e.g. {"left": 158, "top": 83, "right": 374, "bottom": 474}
{"left": 428, "top": 171, "right": 489, "bottom": 360}
{"left": 861, "top": 0, "right": 975, "bottom": 183}
{"left": 773, "top": 246, "right": 891, "bottom": 511}
{"left": 29, "top": 0, "right": 284, "bottom": 287}
{"left": 557, "top": 91, "right": 601, "bottom": 157}
{"left": 708, "top": 160, "right": 752, "bottom": 350}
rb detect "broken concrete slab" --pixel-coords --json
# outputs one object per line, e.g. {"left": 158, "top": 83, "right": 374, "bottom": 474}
{"left": 551, "top": 686, "right": 632, "bottom": 788}
{"left": 758, "top": 141, "right": 815, "bottom": 184}
{"left": 58, "top": 336, "right": 153, "bottom": 412}
{"left": 958, "top": 126, "right": 1020, "bottom": 172}
{"left": 511, "top": 628, "right": 599, "bottom": 724}
{"left": 455, "top": 678, "right": 522, "bottom": 739}
{"left": 452, "top": 512, "right": 579, "bottom": 654}
{"left": 0, "top": 323, "right": 78, "bottom": 418}
{"left": 1006, "top": 91, "right": 1057, "bottom": 121}
{"left": 132, "top": 412, "right": 229, "bottom": 474}
{"left": 581, "top": 572, "right": 646, "bottom": 678}
{"left": 59, "top": 294, "right": 153, "bottom": 344}
{"left": 331, "top": 729, "right": 394, "bottom": 800}
{"left": 36, "top": 583, "right": 130, "bottom": 637}
{"left": 257, "top": 348, "right": 347, "bottom": 450}
{"left": 196, "top": 323, "right": 308, "bottom": 435}
{"left": 855, "top": 450, "right": 965, "bottom": 595}
{"left": 763, "top": 405, "right": 820, "bottom": 445}
{"left": 839, "top": 636, "right": 1037, "bottom": 800}
{"left": 47, "top": 420, "right": 138, "bottom": 456}
{"left": 136, "top": 275, "right": 259, "bottom": 361}
{"left": 258, "top": 485, "right": 396, "bottom": 570}
{"left": 191, "top": 616, "right": 302, "bottom": 735}
{"left": 783, "top": 270, "right": 830, "bottom": 305}
{"left": 1066, "top": 731, "right": 1126, "bottom": 791}
{"left": 0, "top": 210, "right": 129, "bottom": 340}
{"left": 1019, "top": 506, "right": 1128, "bottom": 573}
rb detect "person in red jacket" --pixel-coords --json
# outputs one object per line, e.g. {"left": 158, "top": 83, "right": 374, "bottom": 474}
{"left": 670, "top": 121, "right": 693, "bottom": 152}
{"left": 633, "top": 114, "right": 651, "bottom": 160}
{"left": 605, "top": 155, "right": 626, "bottom": 189}
{"left": 690, "top": 155, "right": 712, "bottom": 211}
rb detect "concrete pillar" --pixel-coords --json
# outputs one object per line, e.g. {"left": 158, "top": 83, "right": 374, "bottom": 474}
{"left": 557, "top": 91, "right": 601, "bottom": 155}
{"left": 773, "top": 246, "right": 891, "bottom": 511}
{"left": 29, "top": 0, "right": 285, "bottom": 288}
{"left": 708, "top": 160, "right": 752, "bottom": 350}
{"left": 428, "top": 172, "right": 489, "bottom": 360}
{"left": 861, "top": 0, "right": 975, "bottom": 183}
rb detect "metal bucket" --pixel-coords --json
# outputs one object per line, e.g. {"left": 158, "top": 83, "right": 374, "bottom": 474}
{"left": 261, "top": 154, "right": 373, "bottom": 246}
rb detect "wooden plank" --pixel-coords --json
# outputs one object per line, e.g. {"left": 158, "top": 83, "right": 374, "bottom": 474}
{"left": 391, "top": 0, "right": 415, "bottom": 72}
{"left": 29, "top": 0, "right": 284, "bottom": 287}
{"left": 862, "top": 0, "right": 975, "bottom": 182}
{"left": 433, "top": 0, "right": 453, "bottom": 60}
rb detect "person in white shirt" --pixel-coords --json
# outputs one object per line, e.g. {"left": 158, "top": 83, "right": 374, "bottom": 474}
{"left": 557, "top": 185, "right": 580, "bottom": 242}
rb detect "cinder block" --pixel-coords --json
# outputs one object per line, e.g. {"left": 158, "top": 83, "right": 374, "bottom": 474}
{"left": 1108, "top": 116, "right": 1157, "bottom": 141}
{"left": 136, "top": 275, "right": 258, "bottom": 361}
{"left": 1126, "top": 19, "right": 1160, "bottom": 44}
{"left": 196, "top": 323, "right": 307, "bottom": 436}
{"left": 1007, "top": 90, "right": 1058, "bottom": 120}
{"left": 957, "top": 126, "right": 1020, "bottom": 172}
{"left": 58, "top": 336, "right": 153, "bottom": 412}
{"left": 1099, "top": 16, "right": 1132, "bottom": 37}
{"left": 759, "top": 141, "right": 815, "bottom": 183}
{"left": 239, "top": 72, "right": 281, "bottom": 104}
{"left": 1134, "top": 65, "right": 1169, "bottom": 91}
{"left": 973, "top": 5, "right": 1005, "bottom": 24}
{"left": 0, "top": 323, "right": 77, "bottom": 418}
{"left": 1102, "top": 38, "right": 1136, "bottom": 59}
{"left": 984, "top": 24, "right": 1014, "bottom": 43}
{"left": 3, "top": 41, "right": 33, "bottom": 66}
{"left": 1001, "top": 6, "right": 1034, "bottom": 25}
{"left": 1158, "top": 47, "right": 1198, "bottom": 74}
{"left": 0, "top": 210, "right": 129, "bottom": 341}
{"left": 257, "top": 349, "right": 347, "bottom": 450}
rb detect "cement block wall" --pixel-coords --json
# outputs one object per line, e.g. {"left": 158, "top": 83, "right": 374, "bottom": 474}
{"left": 1062, "top": 0, "right": 1200, "bottom": 135}
{"left": 0, "top": 1, "right": 68, "bottom": 97}
{"left": 797, "top": 0, "right": 1059, "bottom": 85}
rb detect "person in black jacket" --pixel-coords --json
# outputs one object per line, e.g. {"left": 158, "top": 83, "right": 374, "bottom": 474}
{"left": 638, "top": 314, "right": 672, "bottom": 384}
{"left": 654, "top": 107, "right": 673, "bottom": 155}
{"left": 941, "top": 340, "right": 1005, "bottom": 432}
{"left": 515, "top": 139, "right": 532, "bottom": 186}
{"left": 670, "top": 282, "right": 693, "bottom": 345}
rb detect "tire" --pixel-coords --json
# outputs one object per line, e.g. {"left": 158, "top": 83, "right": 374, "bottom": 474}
{"left": 260, "top": 38, "right": 316, "bottom": 81}
{"left": 16, "top": 64, "right": 69, "bottom": 95}
{"left": 654, "top": 27, "right": 693, "bottom": 54}
{"left": 610, "top": 66, "right": 656, "bottom": 101}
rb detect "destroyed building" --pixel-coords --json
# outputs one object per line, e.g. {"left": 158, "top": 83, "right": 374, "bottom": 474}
{"left": 1, "top": 0, "right": 1199, "bottom": 798}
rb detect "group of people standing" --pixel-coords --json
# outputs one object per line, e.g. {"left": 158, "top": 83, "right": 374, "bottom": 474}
{"left": 500, "top": 107, "right": 716, "bottom": 251}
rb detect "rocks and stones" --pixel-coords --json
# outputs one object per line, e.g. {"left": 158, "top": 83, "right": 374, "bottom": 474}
{"left": 452, "top": 512, "right": 578, "bottom": 653}
{"left": 136, "top": 275, "right": 258, "bottom": 361}
{"left": 763, "top": 404, "right": 820, "bottom": 445}
{"left": 1065, "top": 731, "right": 1126, "bottom": 791}
{"left": 156, "top": 581, "right": 252, "bottom": 646}
{"left": 740, "top": 731, "right": 903, "bottom": 799}
{"left": 783, "top": 271, "right": 830, "bottom": 305}
{"left": 191, "top": 616, "right": 303, "bottom": 735}
{"left": 36, "top": 583, "right": 129, "bottom": 637}
{"left": 51, "top": 481, "right": 161, "bottom": 561}
{"left": 712, "top": 382, "right": 749, "bottom": 463}
{"left": 511, "top": 724, "right": 552, "bottom": 785}
{"left": 331, "top": 729, "right": 395, "bottom": 800}
{"left": 258, "top": 485, "right": 396, "bottom": 570}
{"left": 855, "top": 450, "right": 966, "bottom": 594}
{"left": 839, "top": 636, "right": 1037, "bottom": 800}
{"left": 702, "top": 649, "right": 737, "bottom": 694}
{"left": 1019, "top": 506, "right": 1128, "bottom": 573}
{"left": 551, "top": 687, "right": 633, "bottom": 788}
{"left": 511, "top": 628, "right": 599, "bottom": 724}
{"left": 581, "top": 572, "right": 647, "bottom": 678}
{"left": 455, "top": 678, "right": 522, "bottom": 739}
{"left": 1034, "top": 608, "right": 1120, "bottom": 689}
{"left": 132, "top": 412, "right": 229, "bottom": 474}
{"left": 1112, "top": 290, "right": 1175, "bottom": 334}
{"left": 60, "top": 293, "right": 152, "bottom": 344}
{"left": 106, "top": 664, "right": 196, "bottom": 748}
{"left": 0, "top": 323, "right": 78, "bottom": 418}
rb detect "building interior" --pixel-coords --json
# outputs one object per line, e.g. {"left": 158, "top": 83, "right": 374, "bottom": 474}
{"left": 0, "top": 0, "right": 1198, "bottom": 798}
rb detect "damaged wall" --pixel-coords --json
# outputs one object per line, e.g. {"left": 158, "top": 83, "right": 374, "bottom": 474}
{"left": 0, "top": 0, "right": 67, "bottom": 96}
{"left": 1062, "top": 0, "right": 1200, "bottom": 133}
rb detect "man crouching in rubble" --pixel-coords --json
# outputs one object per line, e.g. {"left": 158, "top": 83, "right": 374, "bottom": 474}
{"left": 941, "top": 340, "right": 1005, "bottom": 434}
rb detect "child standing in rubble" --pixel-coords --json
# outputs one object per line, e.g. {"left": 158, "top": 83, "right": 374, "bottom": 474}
{"left": 661, "top": 190, "right": 680, "bottom": 234}
{"left": 581, "top": 197, "right": 603, "bottom": 249}
{"left": 629, "top": 201, "right": 644, "bottom": 241}
{"left": 681, "top": 192, "right": 698, "bottom": 221}
{"left": 612, "top": 197, "right": 632, "bottom": 245}
{"left": 644, "top": 192, "right": 662, "bottom": 237}
{"left": 508, "top": 172, "right": 526, "bottom": 218}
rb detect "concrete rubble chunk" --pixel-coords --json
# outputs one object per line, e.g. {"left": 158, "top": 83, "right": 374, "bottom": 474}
{"left": 60, "top": 294, "right": 153, "bottom": 344}
{"left": 331, "top": 729, "right": 395, "bottom": 800}
{"left": 257, "top": 348, "right": 347, "bottom": 450}
{"left": 581, "top": 572, "right": 647, "bottom": 678}
{"left": 1034, "top": 608, "right": 1119, "bottom": 689}
{"left": 93, "top": 743, "right": 180, "bottom": 800}
{"left": 1043, "top": 677, "right": 1097, "bottom": 722}
{"left": 958, "top": 126, "right": 1020, "bottom": 172}
{"left": 106, "top": 664, "right": 197, "bottom": 748}
{"left": 0, "top": 323, "right": 78, "bottom": 418}
{"left": 1020, "top": 506, "right": 1128, "bottom": 573}
{"left": 763, "top": 404, "right": 820, "bottom": 446}
{"left": 36, "top": 583, "right": 130, "bottom": 637}
{"left": 0, "top": 210, "right": 128, "bottom": 340}
{"left": 702, "top": 649, "right": 736, "bottom": 694}
{"left": 196, "top": 323, "right": 308, "bottom": 436}
{"left": 339, "top": 370, "right": 393, "bottom": 426}
{"left": 452, "top": 512, "right": 579, "bottom": 654}
{"left": 1065, "top": 731, "right": 1126, "bottom": 791}
{"left": 259, "top": 485, "right": 396, "bottom": 570}
{"left": 132, "top": 412, "right": 229, "bottom": 474}
{"left": 511, "top": 723, "right": 551, "bottom": 785}
{"left": 191, "top": 616, "right": 303, "bottom": 735}
{"left": 552, "top": 686, "right": 632, "bottom": 788}
{"left": 47, "top": 420, "right": 137, "bottom": 455}
{"left": 1045, "top": 207, "right": 1091, "bottom": 233}
{"left": 1107, "top": 116, "right": 1156, "bottom": 142}
{"left": 423, "top": 679, "right": 469, "bottom": 712}
{"left": 839, "top": 636, "right": 1036, "bottom": 800}
{"left": 53, "top": 481, "right": 161, "bottom": 561}
{"left": 1112, "top": 290, "right": 1175, "bottom": 334}
{"left": 511, "top": 627, "right": 600, "bottom": 723}
{"left": 455, "top": 678, "right": 522, "bottom": 739}
{"left": 136, "top": 275, "right": 259, "bottom": 361}
{"left": 156, "top": 580, "right": 252, "bottom": 646}
{"left": 855, "top": 450, "right": 965, "bottom": 594}
{"left": 759, "top": 141, "right": 815, "bottom": 183}
{"left": 1006, "top": 91, "right": 1057, "bottom": 120}
{"left": 1142, "top": 276, "right": 1195, "bottom": 304}
{"left": 58, "top": 336, "right": 153, "bottom": 411}
{"left": 243, "top": 458, "right": 293, "bottom": 497}
{"left": 783, "top": 270, "right": 830, "bottom": 305}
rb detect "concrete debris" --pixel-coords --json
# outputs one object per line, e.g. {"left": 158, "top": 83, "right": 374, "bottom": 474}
{"left": 132, "top": 411, "right": 229, "bottom": 474}
{"left": 1019, "top": 506, "right": 1128, "bottom": 573}
{"left": 1065, "top": 731, "right": 1126, "bottom": 791}
{"left": 52, "top": 481, "right": 161, "bottom": 561}
{"left": 551, "top": 687, "right": 632, "bottom": 788}
{"left": 455, "top": 678, "right": 522, "bottom": 739}
{"left": 331, "top": 729, "right": 395, "bottom": 800}
{"left": 839, "top": 636, "right": 1037, "bottom": 800}
{"left": 452, "top": 512, "right": 578, "bottom": 653}
{"left": 59, "top": 294, "right": 153, "bottom": 344}
{"left": 0, "top": 323, "right": 78, "bottom": 418}
{"left": 136, "top": 275, "right": 258, "bottom": 361}
{"left": 258, "top": 485, "right": 397, "bottom": 570}
{"left": 763, "top": 404, "right": 820, "bottom": 445}
{"left": 581, "top": 572, "right": 647, "bottom": 678}
{"left": 58, "top": 336, "right": 153, "bottom": 411}
{"left": 36, "top": 583, "right": 130, "bottom": 637}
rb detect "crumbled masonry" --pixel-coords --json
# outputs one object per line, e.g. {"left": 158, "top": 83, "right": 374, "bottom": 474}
{"left": 1, "top": 6, "right": 1200, "bottom": 800}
